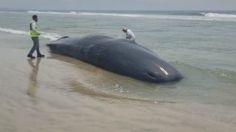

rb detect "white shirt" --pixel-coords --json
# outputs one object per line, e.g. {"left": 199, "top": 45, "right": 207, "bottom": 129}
{"left": 125, "top": 29, "right": 135, "bottom": 41}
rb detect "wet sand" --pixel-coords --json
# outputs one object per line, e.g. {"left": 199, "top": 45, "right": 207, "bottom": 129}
{"left": 0, "top": 32, "right": 236, "bottom": 132}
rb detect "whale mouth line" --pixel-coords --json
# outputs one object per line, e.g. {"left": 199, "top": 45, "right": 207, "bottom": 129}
{"left": 146, "top": 72, "right": 158, "bottom": 81}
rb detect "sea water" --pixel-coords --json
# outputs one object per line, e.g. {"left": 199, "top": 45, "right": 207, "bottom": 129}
{"left": 0, "top": 10, "right": 236, "bottom": 104}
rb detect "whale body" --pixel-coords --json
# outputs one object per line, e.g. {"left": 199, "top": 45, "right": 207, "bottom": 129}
{"left": 47, "top": 35, "right": 183, "bottom": 83}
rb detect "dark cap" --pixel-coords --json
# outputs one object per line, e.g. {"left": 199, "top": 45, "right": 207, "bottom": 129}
{"left": 32, "top": 15, "right": 38, "bottom": 19}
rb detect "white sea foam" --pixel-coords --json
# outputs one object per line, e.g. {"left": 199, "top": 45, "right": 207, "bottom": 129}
{"left": 28, "top": 10, "right": 77, "bottom": 15}
{"left": 0, "top": 27, "right": 28, "bottom": 35}
{"left": 27, "top": 10, "right": 148, "bottom": 17}
{"left": 27, "top": 10, "right": 203, "bottom": 20}
{"left": 40, "top": 32, "right": 62, "bottom": 41}
{"left": 78, "top": 12, "right": 145, "bottom": 17}
{"left": 27, "top": 10, "right": 236, "bottom": 22}
{"left": 201, "top": 12, "right": 236, "bottom": 18}
{"left": 0, "top": 27, "right": 61, "bottom": 41}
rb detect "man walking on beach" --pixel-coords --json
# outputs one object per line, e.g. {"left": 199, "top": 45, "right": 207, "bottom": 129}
{"left": 27, "top": 15, "right": 44, "bottom": 59}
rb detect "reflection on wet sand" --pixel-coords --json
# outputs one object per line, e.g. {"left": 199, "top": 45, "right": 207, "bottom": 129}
{"left": 27, "top": 58, "right": 41, "bottom": 97}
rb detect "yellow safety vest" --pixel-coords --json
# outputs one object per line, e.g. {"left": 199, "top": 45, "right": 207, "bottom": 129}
{"left": 30, "top": 21, "right": 40, "bottom": 37}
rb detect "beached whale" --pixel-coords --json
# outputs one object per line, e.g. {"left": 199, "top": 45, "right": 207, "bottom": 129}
{"left": 47, "top": 35, "right": 183, "bottom": 83}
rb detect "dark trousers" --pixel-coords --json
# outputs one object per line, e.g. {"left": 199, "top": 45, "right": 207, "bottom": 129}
{"left": 28, "top": 37, "right": 41, "bottom": 56}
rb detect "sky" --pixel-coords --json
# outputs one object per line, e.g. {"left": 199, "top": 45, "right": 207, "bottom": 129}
{"left": 0, "top": 0, "right": 235, "bottom": 11}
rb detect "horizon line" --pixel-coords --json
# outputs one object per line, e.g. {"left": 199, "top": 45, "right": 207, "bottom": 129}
{"left": 0, "top": 8, "right": 236, "bottom": 12}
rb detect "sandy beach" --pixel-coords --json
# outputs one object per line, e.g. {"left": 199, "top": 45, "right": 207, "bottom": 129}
{"left": 0, "top": 31, "right": 236, "bottom": 132}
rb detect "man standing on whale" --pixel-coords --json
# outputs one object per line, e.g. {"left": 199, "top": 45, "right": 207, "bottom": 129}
{"left": 27, "top": 15, "right": 45, "bottom": 59}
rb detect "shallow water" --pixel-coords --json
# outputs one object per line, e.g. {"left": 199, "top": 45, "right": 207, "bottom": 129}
{"left": 0, "top": 11, "right": 236, "bottom": 131}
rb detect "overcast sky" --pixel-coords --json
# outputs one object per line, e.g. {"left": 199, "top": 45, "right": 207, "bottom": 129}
{"left": 0, "top": 0, "right": 235, "bottom": 10}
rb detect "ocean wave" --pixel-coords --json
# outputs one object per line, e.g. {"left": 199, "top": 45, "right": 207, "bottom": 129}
{"left": 0, "top": 27, "right": 61, "bottom": 41}
{"left": 27, "top": 10, "right": 77, "bottom": 15}
{"left": 201, "top": 12, "right": 236, "bottom": 18}
{"left": 0, "top": 27, "right": 28, "bottom": 35}
{"left": 27, "top": 10, "right": 150, "bottom": 18}
{"left": 78, "top": 12, "right": 236, "bottom": 22}
{"left": 40, "top": 32, "right": 62, "bottom": 41}
{"left": 78, "top": 12, "right": 145, "bottom": 18}
{"left": 27, "top": 10, "right": 236, "bottom": 22}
